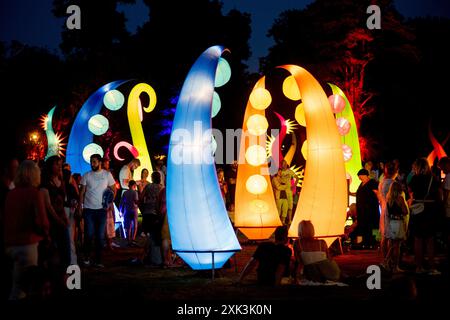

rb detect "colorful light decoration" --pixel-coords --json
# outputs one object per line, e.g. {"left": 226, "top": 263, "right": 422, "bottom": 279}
{"left": 328, "top": 94, "right": 346, "bottom": 113}
{"left": 282, "top": 66, "right": 347, "bottom": 246}
{"left": 127, "top": 83, "right": 157, "bottom": 179}
{"left": 66, "top": 80, "right": 129, "bottom": 174}
{"left": 342, "top": 144, "right": 353, "bottom": 162}
{"left": 282, "top": 75, "right": 302, "bottom": 101}
{"left": 212, "top": 91, "right": 221, "bottom": 118}
{"left": 328, "top": 83, "right": 362, "bottom": 194}
{"left": 295, "top": 103, "right": 307, "bottom": 127}
{"left": 270, "top": 112, "right": 287, "bottom": 169}
{"left": 214, "top": 57, "right": 231, "bottom": 88}
{"left": 82, "top": 143, "right": 104, "bottom": 163}
{"left": 41, "top": 106, "right": 66, "bottom": 160}
{"left": 103, "top": 89, "right": 125, "bottom": 111}
{"left": 88, "top": 114, "right": 109, "bottom": 136}
{"left": 336, "top": 117, "right": 351, "bottom": 136}
{"left": 427, "top": 133, "right": 450, "bottom": 168}
{"left": 167, "top": 46, "right": 240, "bottom": 270}
{"left": 114, "top": 141, "right": 139, "bottom": 161}
{"left": 235, "top": 77, "right": 282, "bottom": 240}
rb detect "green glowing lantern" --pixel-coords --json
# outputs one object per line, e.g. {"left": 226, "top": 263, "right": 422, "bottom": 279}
{"left": 82, "top": 143, "right": 104, "bottom": 163}
{"left": 88, "top": 114, "right": 109, "bottom": 136}
{"left": 212, "top": 91, "right": 221, "bottom": 118}
{"left": 214, "top": 57, "right": 231, "bottom": 88}
{"left": 103, "top": 89, "right": 125, "bottom": 111}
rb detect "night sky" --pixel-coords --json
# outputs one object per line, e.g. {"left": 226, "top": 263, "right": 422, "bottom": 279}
{"left": 2, "top": 0, "right": 450, "bottom": 72}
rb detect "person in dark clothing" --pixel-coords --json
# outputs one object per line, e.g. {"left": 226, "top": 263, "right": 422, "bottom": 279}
{"left": 352, "top": 168, "right": 380, "bottom": 248}
{"left": 238, "top": 226, "right": 292, "bottom": 285}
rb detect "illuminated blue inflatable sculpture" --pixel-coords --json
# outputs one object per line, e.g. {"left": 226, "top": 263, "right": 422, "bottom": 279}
{"left": 167, "top": 46, "right": 241, "bottom": 270}
{"left": 66, "top": 80, "right": 129, "bottom": 174}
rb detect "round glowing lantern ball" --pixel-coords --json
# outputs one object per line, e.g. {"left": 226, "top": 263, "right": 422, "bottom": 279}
{"left": 212, "top": 91, "right": 221, "bottom": 118}
{"left": 246, "top": 174, "right": 268, "bottom": 195}
{"left": 295, "top": 103, "right": 306, "bottom": 127}
{"left": 282, "top": 75, "right": 301, "bottom": 101}
{"left": 103, "top": 90, "right": 125, "bottom": 111}
{"left": 88, "top": 114, "right": 109, "bottom": 136}
{"left": 245, "top": 145, "right": 267, "bottom": 166}
{"left": 336, "top": 117, "right": 351, "bottom": 136}
{"left": 301, "top": 140, "right": 308, "bottom": 160}
{"left": 249, "top": 88, "right": 272, "bottom": 110}
{"left": 328, "top": 94, "right": 345, "bottom": 113}
{"left": 82, "top": 143, "right": 104, "bottom": 163}
{"left": 342, "top": 144, "right": 353, "bottom": 162}
{"left": 246, "top": 114, "right": 269, "bottom": 136}
{"left": 214, "top": 57, "right": 231, "bottom": 88}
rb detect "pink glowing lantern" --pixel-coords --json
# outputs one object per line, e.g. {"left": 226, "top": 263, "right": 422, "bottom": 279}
{"left": 336, "top": 117, "right": 351, "bottom": 136}
{"left": 342, "top": 144, "right": 352, "bottom": 162}
{"left": 328, "top": 94, "right": 345, "bottom": 113}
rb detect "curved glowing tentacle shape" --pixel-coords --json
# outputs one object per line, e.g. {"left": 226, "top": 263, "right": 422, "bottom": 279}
{"left": 127, "top": 83, "right": 157, "bottom": 178}
{"left": 428, "top": 124, "right": 447, "bottom": 161}
{"left": 113, "top": 141, "right": 139, "bottom": 161}
{"left": 284, "top": 66, "right": 347, "bottom": 246}
{"left": 235, "top": 77, "right": 282, "bottom": 240}
{"left": 329, "top": 83, "right": 362, "bottom": 194}
{"left": 67, "top": 80, "right": 129, "bottom": 174}
{"left": 284, "top": 127, "right": 297, "bottom": 166}
{"left": 44, "top": 106, "right": 66, "bottom": 160}
{"left": 427, "top": 133, "right": 450, "bottom": 167}
{"left": 167, "top": 46, "right": 240, "bottom": 270}
{"left": 271, "top": 112, "right": 287, "bottom": 169}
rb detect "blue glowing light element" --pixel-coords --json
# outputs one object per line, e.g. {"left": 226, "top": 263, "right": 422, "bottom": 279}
{"left": 66, "top": 80, "right": 129, "bottom": 175}
{"left": 167, "top": 46, "right": 241, "bottom": 270}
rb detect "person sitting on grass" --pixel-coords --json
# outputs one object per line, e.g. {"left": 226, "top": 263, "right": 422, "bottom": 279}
{"left": 293, "top": 220, "right": 341, "bottom": 283}
{"left": 237, "top": 226, "right": 292, "bottom": 286}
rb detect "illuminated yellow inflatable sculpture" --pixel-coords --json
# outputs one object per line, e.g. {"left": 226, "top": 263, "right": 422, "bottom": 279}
{"left": 234, "top": 77, "right": 282, "bottom": 240}
{"left": 282, "top": 65, "right": 348, "bottom": 246}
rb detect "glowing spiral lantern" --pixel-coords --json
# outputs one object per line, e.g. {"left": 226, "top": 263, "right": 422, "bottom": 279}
{"left": 127, "top": 83, "right": 157, "bottom": 178}
{"left": 167, "top": 46, "right": 240, "bottom": 270}
{"left": 284, "top": 66, "right": 347, "bottom": 246}
{"left": 235, "top": 77, "right": 282, "bottom": 240}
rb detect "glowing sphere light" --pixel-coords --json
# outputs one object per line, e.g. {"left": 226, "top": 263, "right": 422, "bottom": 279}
{"left": 245, "top": 145, "right": 267, "bottom": 166}
{"left": 212, "top": 91, "right": 221, "bottom": 118}
{"left": 88, "top": 114, "right": 109, "bottom": 136}
{"left": 249, "top": 88, "right": 272, "bottom": 110}
{"left": 342, "top": 144, "right": 353, "bottom": 162}
{"left": 245, "top": 174, "right": 268, "bottom": 195}
{"left": 214, "top": 57, "right": 231, "bottom": 87}
{"left": 82, "top": 143, "right": 104, "bottom": 163}
{"left": 282, "top": 75, "right": 301, "bottom": 101}
{"left": 336, "top": 117, "right": 351, "bottom": 136}
{"left": 246, "top": 114, "right": 268, "bottom": 136}
{"left": 103, "top": 89, "right": 125, "bottom": 111}
{"left": 295, "top": 103, "right": 306, "bottom": 127}
{"left": 329, "top": 94, "right": 346, "bottom": 113}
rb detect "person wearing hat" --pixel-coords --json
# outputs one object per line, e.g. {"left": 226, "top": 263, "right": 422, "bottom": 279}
{"left": 351, "top": 168, "right": 380, "bottom": 249}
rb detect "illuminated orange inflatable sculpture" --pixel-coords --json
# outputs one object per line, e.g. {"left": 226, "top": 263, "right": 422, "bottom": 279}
{"left": 282, "top": 65, "right": 348, "bottom": 246}
{"left": 234, "top": 77, "right": 282, "bottom": 240}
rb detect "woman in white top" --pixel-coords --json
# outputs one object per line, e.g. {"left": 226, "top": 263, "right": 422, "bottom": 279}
{"left": 293, "top": 220, "right": 340, "bottom": 282}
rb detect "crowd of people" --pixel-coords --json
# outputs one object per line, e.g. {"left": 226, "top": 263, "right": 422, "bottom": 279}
{"left": 0, "top": 154, "right": 170, "bottom": 300}
{"left": 1, "top": 154, "right": 449, "bottom": 300}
